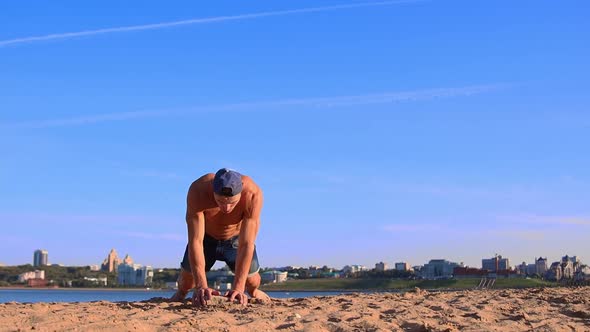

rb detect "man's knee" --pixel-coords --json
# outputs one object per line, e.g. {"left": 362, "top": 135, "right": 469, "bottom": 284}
{"left": 246, "top": 272, "right": 261, "bottom": 288}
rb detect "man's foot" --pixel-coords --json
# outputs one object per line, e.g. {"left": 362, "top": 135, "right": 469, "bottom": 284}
{"left": 169, "top": 268, "right": 194, "bottom": 302}
{"left": 169, "top": 290, "right": 188, "bottom": 302}
{"left": 249, "top": 289, "right": 271, "bottom": 303}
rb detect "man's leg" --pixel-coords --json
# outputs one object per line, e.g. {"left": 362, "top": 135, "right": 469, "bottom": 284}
{"left": 245, "top": 272, "right": 271, "bottom": 302}
{"left": 224, "top": 238, "right": 270, "bottom": 302}
{"left": 170, "top": 242, "right": 215, "bottom": 302}
{"left": 170, "top": 267, "right": 194, "bottom": 302}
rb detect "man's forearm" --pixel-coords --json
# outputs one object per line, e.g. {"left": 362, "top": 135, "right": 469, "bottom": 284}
{"left": 233, "top": 243, "right": 255, "bottom": 292}
{"left": 188, "top": 240, "right": 208, "bottom": 288}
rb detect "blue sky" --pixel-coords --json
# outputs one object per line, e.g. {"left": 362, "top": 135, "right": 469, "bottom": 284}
{"left": 1, "top": 0, "right": 589, "bottom": 269}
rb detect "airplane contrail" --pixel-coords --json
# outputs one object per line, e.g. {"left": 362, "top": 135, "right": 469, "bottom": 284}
{"left": 0, "top": 0, "right": 421, "bottom": 48}
{"left": 0, "top": 84, "right": 509, "bottom": 129}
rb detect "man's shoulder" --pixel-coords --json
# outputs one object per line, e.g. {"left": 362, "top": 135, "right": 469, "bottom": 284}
{"left": 241, "top": 175, "right": 262, "bottom": 195}
{"left": 241, "top": 176, "right": 263, "bottom": 215}
{"left": 187, "top": 174, "right": 216, "bottom": 213}
{"left": 198, "top": 173, "right": 216, "bottom": 182}
{"left": 190, "top": 173, "right": 215, "bottom": 189}
{"left": 188, "top": 173, "right": 215, "bottom": 199}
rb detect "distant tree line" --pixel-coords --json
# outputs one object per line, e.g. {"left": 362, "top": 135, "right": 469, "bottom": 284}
{"left": 1, "top": 264, "right": 422, "bottom": 288}
{"left": 259, "top": 266, "right": 416, "bottom": 280}
{"left": 151, "top": 268, "right": 180, "bottom": 288}
{"left": 0, "top": 265, "right": 116, "bottom": 287}
{"left": 353, "top": 269, "right": 415, "bottom": 279}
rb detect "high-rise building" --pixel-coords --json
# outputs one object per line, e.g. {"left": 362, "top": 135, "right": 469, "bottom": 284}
{"left": 342, "top": 265, "right": 367, "bottom": 274}
{"left": 546, "top": 262, "right": 562, "bottom": 281}
{"left": 562, "top": 255, "right": 579, "bottom": 265}
{"left": 395, "top": 262, "right": 411, "bottom": 271}
{"left": 560, "top": 255, "right": 577, "bottom": 279}
{"left": 122, "top": 254, "right": 134, "bottom": 265}
{"left": 526, "top": 264, "right": 536, "bottom": 275}
{"left": 375, "top": 262, "right": 388, "bottom": 272}
{"left": 422, "top": 259, "right": 462, "bottom": 279}
{"left": 482, "top": 255, "right": 510, "bottom": 272}
{"left": 101, "top": 249, "right": 122, "bottom": 273}
{"left": 535, "top": 257, "right": 548, "bottom": 275}
{"left": 33, "top": 249, "right": 48, "bottom": 267}
{"left": 117, "top": 263, "right": 153, "bottom": 286}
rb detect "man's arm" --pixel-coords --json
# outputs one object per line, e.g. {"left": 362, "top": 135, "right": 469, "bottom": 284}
{"left": 186, "top": 210, "right": 208, "bottom": 289}
{"left": 232, "top": 191, "right": 263, "bottom": 294}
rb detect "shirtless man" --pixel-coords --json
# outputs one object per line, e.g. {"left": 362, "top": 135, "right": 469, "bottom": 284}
{"left": 170, "top": 168, "right": 270, "bottom": 306}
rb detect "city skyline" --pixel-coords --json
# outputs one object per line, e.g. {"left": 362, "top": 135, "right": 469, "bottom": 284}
{"left": 11, "top": 248, "right": 586, "bottom": 272}
{"left": 1, "top": 1, "right": 589, "bottom": 268}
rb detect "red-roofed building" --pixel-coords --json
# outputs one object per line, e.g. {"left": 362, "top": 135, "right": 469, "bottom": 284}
{"left": 453, "top": 267, "right": 488, "bottom": 279}
{"left": 27, "top": 278, "right": 48, "bottom": 287}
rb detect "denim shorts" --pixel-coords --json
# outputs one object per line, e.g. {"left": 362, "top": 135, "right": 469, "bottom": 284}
{"left": 180, "top": 234, "right": 260, "bottom": 275}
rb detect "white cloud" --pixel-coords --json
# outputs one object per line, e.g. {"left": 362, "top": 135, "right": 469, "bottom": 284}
{"left": 0, "top": 0, "right": 421, "bottom": 48}
{"left": 1, "top": 84, "right": 508, "bottom": 129}
{"left": 6, "top": 110, "right": 164, "bottom": 128}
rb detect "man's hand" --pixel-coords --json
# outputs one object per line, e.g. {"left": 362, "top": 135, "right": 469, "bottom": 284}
{"left": 226, "top": 289, "right": 249, "bottom": 305}
{"left": 192, "top": 287, "right": 220, "bottom": 307}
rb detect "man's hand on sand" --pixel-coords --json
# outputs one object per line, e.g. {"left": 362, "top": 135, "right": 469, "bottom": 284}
{"left": 192, "top": 287, "right": 220, "bottom": 307}
{"left": 226, "top": 289, "right": 248, "bottom": 305}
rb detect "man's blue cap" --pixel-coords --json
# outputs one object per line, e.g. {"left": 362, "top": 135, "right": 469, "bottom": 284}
{"left": 213, "top": 168, "right": 243, "bottom": 197}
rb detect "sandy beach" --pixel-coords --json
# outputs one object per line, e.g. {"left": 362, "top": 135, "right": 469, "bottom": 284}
{"left": 1, "top": 286, "right": 589, "bottom": 331}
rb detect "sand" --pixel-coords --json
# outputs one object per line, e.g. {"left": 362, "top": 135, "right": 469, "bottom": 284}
{"left": 1, "top": 287, "right": 589, "bottom": 331}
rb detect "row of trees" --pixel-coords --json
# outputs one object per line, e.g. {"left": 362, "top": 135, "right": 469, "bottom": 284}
{"left": 0, "top": 265, "right": 187, "bottom": 288}
{"left": 1, "top": 264, "right": 421, "bottom": 288}
{"left": 261, "top": 266, "right": 416, "bottom": 279}
{"left": 0, "top": 265, "right": 116, "bottom": 287}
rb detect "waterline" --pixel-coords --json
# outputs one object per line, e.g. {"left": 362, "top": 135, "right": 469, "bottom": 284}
{"left": 0, "top": 289, "right": 354, "bottom": 303}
